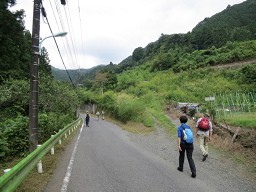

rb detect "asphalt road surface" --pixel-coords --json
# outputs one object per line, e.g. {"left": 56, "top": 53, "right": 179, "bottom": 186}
{"left": 44, "top": 116, "right": 255, "bottom": 192}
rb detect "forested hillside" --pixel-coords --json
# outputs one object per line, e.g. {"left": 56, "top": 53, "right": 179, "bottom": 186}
{"left": 117, "top": 0, "right": 256, "bottom": 72}
{"left": 53, "top": 0, "right": 256, "bottom": 85}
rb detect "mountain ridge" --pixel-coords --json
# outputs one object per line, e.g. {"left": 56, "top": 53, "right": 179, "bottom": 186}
{"left": 52, "top": 0, "right": 256, "bottom": 82}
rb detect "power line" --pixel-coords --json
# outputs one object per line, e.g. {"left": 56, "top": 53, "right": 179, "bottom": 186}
{"left": 41, "top": 4, "right": 75, "bottom": 87}
{"left": 51, "top": 0, "right": 79, "bottom": 70}
{"left": 64, "top": 5, "right": 79, "bottom": 69}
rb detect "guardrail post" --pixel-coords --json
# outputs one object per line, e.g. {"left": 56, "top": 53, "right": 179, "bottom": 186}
{"left": 50, "top": 135, "right": 55, "bottom": 155}
{"left": 4, "top": 168, "right": 11, "bottom": 174}
{"left": 59, "top": 139, "right": 62, "bottom": 145}
{"left": 51, "top": 146, "right": 54, "bottom": 155}
{"left": 65, "top": 133, "right": 67, "bottom": 138}
{"left": 37, "top": 160, "right": 43, "bottom": 173}
{"left": 37, "top": 145, "right": 43, "bottom": 173}
{"left": 69, "top": 130, "right": 71, "bottom": 135}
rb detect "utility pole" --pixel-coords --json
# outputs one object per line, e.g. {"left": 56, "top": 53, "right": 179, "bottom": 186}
{"left": 29, "top": 0, "right": 41, "bottom": 152}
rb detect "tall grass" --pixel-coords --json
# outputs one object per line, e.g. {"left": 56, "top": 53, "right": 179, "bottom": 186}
{"left": 218, "top": 112, "right": 256, "bottom": 129}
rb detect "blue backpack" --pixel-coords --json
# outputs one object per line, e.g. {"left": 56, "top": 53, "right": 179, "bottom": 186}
{"left": 182, "top": 125, "right": 193, "bottom": 144}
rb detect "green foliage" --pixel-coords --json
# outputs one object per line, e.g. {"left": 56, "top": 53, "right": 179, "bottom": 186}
{"left": 92, "top": 71, "right": 118, "bottom": 93}
{"left": 39, "top": 47, "right": 53, "bottom": 77}
{"left": 240, "top": 65, "right": 256, "bottom": 84}
{"left": 132, "top": 47, "right": 144, "bottom": 62}
{"left": 116, "top": 94, "right": 145, "bottom": 123}
{"left": 0, "top": 130, "right": 9, "bottom": 157}
{"left": 77, "top": 89, "right": 99, "bottom": 104}
{"left": 219, "top": 113, "right": 256, "bottom": 129}
{"left": 173, "top": 40, "right": 256, "bottom": 72}
{"left": 38, "top": 112, "right": 74, "bottom": 143}
{"left": 104, "top": 72, "right": 118, "bottom": 90}
{"left": 192, "top": 0, "right": 256, "bottom": 49}
{"left": 39, "top": 76, "right": 79, "bottom": 115}
{"left": 0, "top": 79, "right": 29, "bottom": 119}
{"left": 151, "top": 52, "right": 174, "bottom": 71}
{"left": 98, "top": 91, "right": 117, "bottom": 114}
{"left": 0, "top": 2, "right": 31, "bottom": 83}
{"left": 141, "top": 110, "right": 154, "bottom": 127}
{"left": 0, "top": 77, "right": 79, "bottom": 159}
{"left": 0, "top": 116, "right": 29, "bottom": 157}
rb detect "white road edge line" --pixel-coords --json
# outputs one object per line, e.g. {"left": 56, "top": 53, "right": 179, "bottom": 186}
{"left": 60, "top": 123, "right": 84, "bottom": 192}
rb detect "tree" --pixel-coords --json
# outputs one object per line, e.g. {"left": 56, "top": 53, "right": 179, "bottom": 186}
{"left": 132, "top": 47, "right": 144, "bottom": 62}
{"left": 240, "top": 65, "right": 256, "bottom": 84}
{"left": 104, "top": 72, "right": 117, "bottom": 90}
{"left": 40, "top": 47, "right": 52, "bottom": 77}
{"left": 0, "top": 0, "right": 31, "bottom": 83}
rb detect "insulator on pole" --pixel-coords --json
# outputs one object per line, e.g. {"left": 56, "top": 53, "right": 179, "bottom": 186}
{"left": 60, "top": 0, "right": 66, "bottom": 5}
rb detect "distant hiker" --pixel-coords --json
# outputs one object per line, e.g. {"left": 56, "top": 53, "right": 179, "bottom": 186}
{"left": 96, "top": 111, "right": 100, "bottom": 120}
{"left": 85, "top": 111, "right": 90, "bottom": 127}
{"left": 177, "top": 115, "right": 196, "bottom": 178}
{"left": 101, "top": 110, "right": 105, "bottom": 120}
{"left": 196, "top": 113, "right": 213, "bottom": 161}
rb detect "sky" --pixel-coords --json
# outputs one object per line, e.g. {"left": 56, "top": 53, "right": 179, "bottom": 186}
{"left": 10, "top": 0, "right": 245, "bottom": 70}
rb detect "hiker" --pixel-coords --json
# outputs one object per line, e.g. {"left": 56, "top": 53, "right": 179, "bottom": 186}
{"left": 177, "top": 115, "right": 196, "bottom": 178}
{"left": 101, "top": 110, "right": 105, "bottom": 120}
{"left": 96, "top": 111, "right": 100, "bottom": 120}
{"left": 85, "top": 111, "right": 90, "bottom": 127}
{"left": 196, "top": 113, "right": 213, "bottom": 161}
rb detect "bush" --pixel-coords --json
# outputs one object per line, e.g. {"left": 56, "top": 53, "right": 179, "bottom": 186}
{"left": 38, "top": 112, "right": 75, "bottom": 144}
{"left": 0, "top": 130, "right": 9, "bottom": 158}
{"left": 142, "top": 110, "right": 154, "bottom": 127}
{"left": 98, "top": 91, "right": 117, "bottom": 115}
{"left": 116, "top": 96, "right": 145, "bottom": 123}
{"left": 1, "top": 116, "right": 29, "bottom": 157}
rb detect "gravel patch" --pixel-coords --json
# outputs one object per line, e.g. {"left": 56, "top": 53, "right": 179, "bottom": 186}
{"left": 128, "top": 117, "right": 256, "bottom": 192}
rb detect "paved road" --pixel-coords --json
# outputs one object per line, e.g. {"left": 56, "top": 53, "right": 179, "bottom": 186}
{"left": 45, "top": 116, "right": 212, "bottom": 192}
{"left": 44, "top": 116, "right": 243, "bottom": 192}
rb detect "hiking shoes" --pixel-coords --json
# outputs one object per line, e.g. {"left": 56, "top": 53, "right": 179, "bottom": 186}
{"left": 177, "top": 167, "right": 183, "bottom": 172}
{"left": 191, "top": 172, "right": 196, "bottom": 178}
{"left": 202, "top": 154, "right": 208, "bottom": 161}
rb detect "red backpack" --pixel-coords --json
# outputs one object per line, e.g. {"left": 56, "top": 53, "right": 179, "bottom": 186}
{"left": 198, "top": 117, "right": 210, "bottom": 131}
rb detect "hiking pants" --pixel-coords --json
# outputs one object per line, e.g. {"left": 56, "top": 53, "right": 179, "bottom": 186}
{"left": 198, "top": 134, "right": 209, "bottom": 156}
{"left": 179, "top": 143, "right": 196, "bottom": 173}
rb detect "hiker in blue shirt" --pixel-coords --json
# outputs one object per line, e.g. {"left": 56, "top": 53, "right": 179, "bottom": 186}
{"left": 177, "top": 115, "right": 196, "bottom": 178}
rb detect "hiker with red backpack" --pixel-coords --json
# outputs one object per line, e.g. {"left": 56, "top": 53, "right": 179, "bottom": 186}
{"left": 196, "top": 113, "right": 213, "bottom": 161}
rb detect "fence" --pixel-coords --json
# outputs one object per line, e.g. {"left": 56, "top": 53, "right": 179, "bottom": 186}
{"left": 213, "top": 91, "right": 256, "bottom": 117}
{"left": 0, "top": 118, "right": 82, "bottom": 192}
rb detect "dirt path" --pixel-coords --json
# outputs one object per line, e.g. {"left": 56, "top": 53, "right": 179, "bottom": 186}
{"left": 212, "top": 58, "right": 256, "bottom": 69}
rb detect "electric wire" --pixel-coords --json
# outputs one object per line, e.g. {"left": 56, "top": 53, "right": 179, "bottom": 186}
{"left": 41, "top": 3, "right": 75, "bottom": 87}
{"left": 76, "top": 0, "right": 86, "bottom": 83}
{"left": 49, "top": 0, "right": 75, "bottom": 70}
{"left": 63, "top": 5, "right": 79, "bottom": 69}
{"left": 52, "top": 0, "right": 78, "bottom": 70}
{"left": 43, "top": 0, "right": 86, "bottom": 84}
{"left": 65, "top": 0, "right": 82, "bottom": 83}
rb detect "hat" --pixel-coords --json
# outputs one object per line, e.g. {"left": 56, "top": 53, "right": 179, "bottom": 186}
{"left": 204, "top": 113, "right": 210, "bottom": 117}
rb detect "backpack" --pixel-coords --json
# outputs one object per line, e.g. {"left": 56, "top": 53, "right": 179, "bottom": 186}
{"left": 182, "top": 126, "right": 193, "bottom": 144}
{"left": 198, "top": 117, "right": 210, "bottom": 131}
